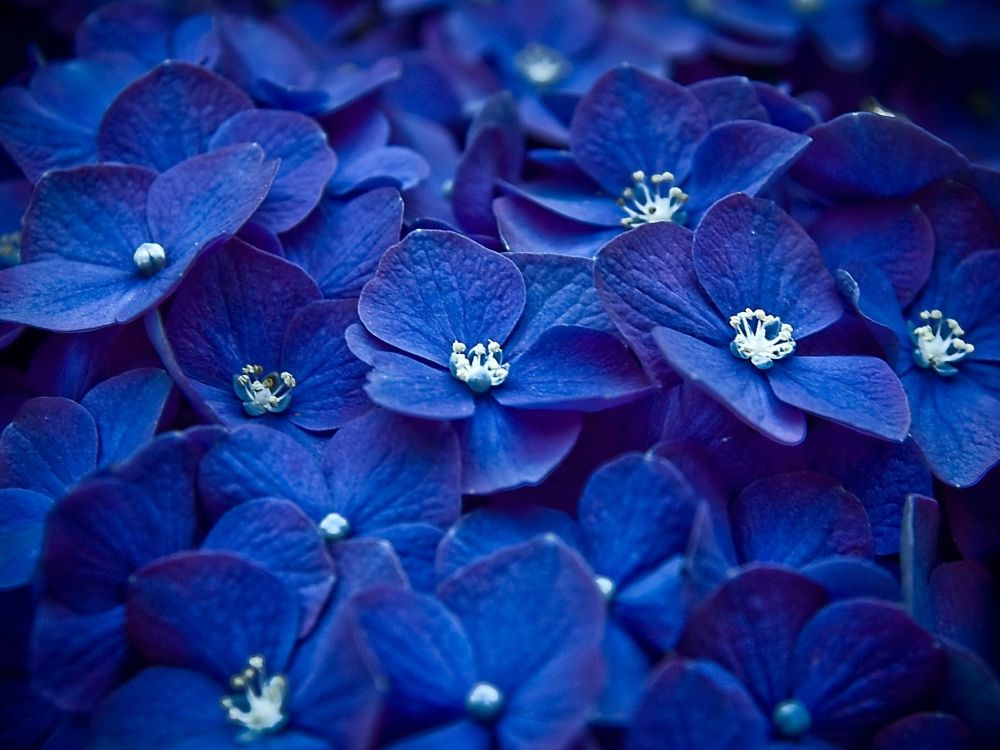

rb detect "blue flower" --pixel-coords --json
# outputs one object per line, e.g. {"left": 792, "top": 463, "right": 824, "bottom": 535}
{"left": 152, "top": 238, "right": 370, "bottom": 442}
{"left": 354, "top": 229, "right": 652, "bottom": 492}
{"left": 197, "top": 409, "right": 461, "bottom": 591}
{"left": 0, "top": 145, "right": 277, "bottom": 332}
{"left": 496, "top": 65, "right": 810, "bottom": 256}
{"left": 597, "top": 193, "right": 911, "bottom": 444}
{"left": 630, "top": 566, "right": 946, "bottom": 749}
{"left": 98, "top": 61, "right": 337, "bottom": 233}
{"left": 351, "top": 536, "right": 604, "bottom": 749}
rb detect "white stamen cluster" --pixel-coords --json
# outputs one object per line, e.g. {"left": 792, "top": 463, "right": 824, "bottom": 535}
{"left": 912, "top": 309, "right": 974, "bottom": 377}
{"left": 450, "top": 340, "right": 510, "bottom": 393}
{"left": 729, "top": 308, "right": 796, "bottom": 370}
{"left": 133, "top": 242, "right": 166, "bottom": 276}
{"left": 618, "top": 171, "right": 689, "bottom": 228}
{"left": 514, "top": 43, "right": 572, "bottom": 87}
{"left": 233, "top": 364, "right": 296, "bottom": 416}
{"left": 221, "top": 655, "right": 288, "bottom": 742}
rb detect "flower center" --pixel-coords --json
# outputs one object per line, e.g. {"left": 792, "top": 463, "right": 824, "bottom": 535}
{"left": 618, "top": 171, "right": 689, "bottom": 228}
{"left": 729, "top": 308, "right": 796, "bottom": 370}
{"left": 133, "top": 242, "right": 166, "bottom": 276}
{"left": 221, "top": 655, "right": 288, "bottom": 742}
{"left": 318, "top": 512, "right": 351, "bottom": 541}
{"left": 466, "top": 681, "right": 505, "bottom": 722}
{"left": 233, "top": 364, "right": 296, "bottom": 416}
{"left": 450, "top": 340, "right": 510, "bottom": 393}
{"left": 911, "top": 309, "right": 974, "bottom": 376}
{"left": 514, "top": 43, "right": 571, "bottom": 87}
{"left": 595, "top": 575, "right": 616, "bottom": 601}
{"left": 772, "top": 699, "right": 811, "bottom": 738}
{"left": 0, "top": 230, "right": 21, "bottom": 268}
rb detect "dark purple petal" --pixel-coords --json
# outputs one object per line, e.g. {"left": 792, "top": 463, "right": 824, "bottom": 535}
{"left": 209, "top": 109, "right": 336, "bottom": 233}
{"left": 437, "top": 537, "right": 604, "bottom": 750}
{"left": 732, "top": 472, "right": 874, "bottom": 567}
{"left": 0, "top": 397, "right": 97, "bottom": 497}
{"left": 322, "top": 408, "right": 460, "bottom": 534}
{"left": 127, "top": 550, "right": 299, "bottom": 681}
{"left": 692, "top": 194, "right": 842, "bottom": 339}
{"left": 365, "top": 351, "right": 475, "bottom": 420}
{"left": 569, "top": 65, "right": 709, "bottom": 194}
{"left": 627, "top": 658, "right": 768, "bottom": 750}
{"left": 652, "top": 327, "right": 807, "bottom": 445}
{"left": 872, "top": 713, "right": 978, "bottom": 750}
{"left": 683, "top": 122, "right": 810, "bottom": 217}
{"left": 793, "top": 113, "right": 968, "bottom": 199}
{"left": 454, "top": 398, "right": 581, "bottom": 494}
{"left": 768, "top": 355, "right": 910, "bottom": 442}
{"left": 680, "top": 566, "right": 829, "bottom": 711}
{"left": 282, "top": 189, "right": 403, "bottom": 299}
{"left": 793, "top": 600, "right": 946, "bottom": 745}
{"left": 358, "top": 230, "right": 525, "bottom": 366}
{"left": 281, "top": 300, "right": 371, "bottom": 431}
{"left": 202, "top": 499, "right": 334, "bottom": 638}
{"left": 98, "top": 61, "right": 253, "bottom": 170}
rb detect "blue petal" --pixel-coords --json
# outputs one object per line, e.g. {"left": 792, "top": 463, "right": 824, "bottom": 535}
{"left": 98, "top": 61, "right": 253, "bottom": 171}
{"left": 683, "top": 121, "right": 810, "bottom": 218}
{"left": 436, "top": 506, "right": 581, "bottom": 580}
{"left": 689, "top": 76, "right": 769, "bottom": 125}
{"left": 384, "top": 721, "right": 490, "bottom": 750}
{"left": 692, "top": 194, "right": 843, "bottom": 339}
{"left": 793, "top": 600, "right": 946, "bottom": 746}
{"left": 569, "top": 65, "right": 709, "bottom": 194}
{"left": 209, "top": 109, "right": 337, "bottom": 233}
{"left": 0, "top": 488, "right": 52, "bottom": 589}
{"left": 197, "top": 424, "right": 328, "bottom": 521}
{"left": 322, "top": 408, "right": 460, "bottom": 533}
{"left": 597, "top": 620, "right": 651, "bottom": 723}
{"left": 330, "top": 538, "right": 408, "bottom": 607}
{"left": 454, "top": 398, "right": 582, "bottom": 494}
{"left": 81, "top": 368, "right": 172, "bottom": 466}
{"left": 495, "top": 195, "right": 621, "bottom": 257}
{"left": 0, "top": 397, "right": 97, "bottom": 497}
{"left": 651, "top": 327, "right": 807, "bottom": 445}
{"left": 0, "top": 87, "right": 95, "bottom": 183}
{"left": 377, "top": 523, "right": 445, "bottom": 593}
{"left": 282, "top": 189, "right": 403, "bottom": 299}
{"left": 800, "top": 558, "right": 901, "bottom": 601}
{"left": 769, "top": 355, "right": 910, "bottom": 442}
{"left": 358, "top": 229, "right": 525, "bottom": 367}
{"left": 202, "top": 499, "right": 334, "bottom": 638}
{"left": 365, "top": 351, "right": 475, "bottom": 420}
{"left": 30, "top": 602, "right": 128, "bottom": 712}
{"left": 281, "top": 299, "right": 371, "bottom": 431}
{"left": 944, "top": 250, "right": 1000, "bottom": 362}
{"left": 351, "top": 586, "right": 474, "bottom": 732}
{"left": 872, "top": 713, "right": 979, "bottom": 750}
{"left": 577, "top": 453, "right": 699, "bottom": 586}
{"left": 126, "top": 550, "right": 299, "bottom": 681}
{"left": 494, "top": 326, "right": 653, "bottom": 411}
{"left": 438, "top": 537, "right": 605, "bottom": 750}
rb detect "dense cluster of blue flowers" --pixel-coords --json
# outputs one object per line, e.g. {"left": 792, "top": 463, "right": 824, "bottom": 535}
{"left": 0, "top": 1, "right": 998, "bottom": 748}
